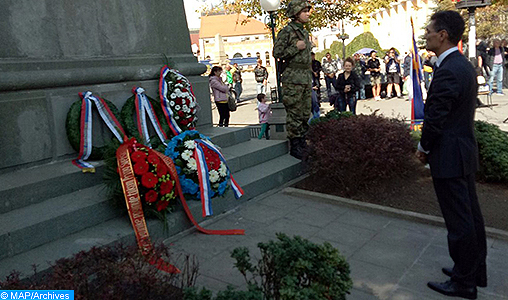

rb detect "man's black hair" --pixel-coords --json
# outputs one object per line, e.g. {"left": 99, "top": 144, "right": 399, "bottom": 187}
{"left": 430, "top": 10, "right": 465, "bottom": 45}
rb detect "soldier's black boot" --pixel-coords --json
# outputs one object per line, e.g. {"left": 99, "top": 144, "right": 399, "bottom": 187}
{"left": 289, "top": 138, "right": 303, "bottom": 160}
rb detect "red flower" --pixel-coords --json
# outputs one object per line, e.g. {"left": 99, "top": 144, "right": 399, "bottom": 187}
{"left": 141, "top": 172, "right": 158, "bottom": 189}
{"left": 147, "top": 153, "right": 160, "bottom": 165}
{"left": 145, "top": 190, "right": 158, "bottom": 203}
{"left": 156, "top": 200, "right": 169, "bottom": 211}
{"left": 180, "top": 119, "right": 188, "bottom": 126}
{"left": 182, "top": 88, "right": 188, "bottom": 92}
{"left": 134, "top": 160, "right": 149, "bottom": 175}
{"left": 157, "top": 163, "right": 168, "bottom": 177}
{"left": 178, "top": 111, "right": 185, "bottom": 117}
{"left": 160, "top": 180, "right": 174, "bottom": 195}
{"left": 131, "top": 150, "right": 147, "bottom": 162}
{"left": 175, "top": 98, "right": 183, "bottom": 105}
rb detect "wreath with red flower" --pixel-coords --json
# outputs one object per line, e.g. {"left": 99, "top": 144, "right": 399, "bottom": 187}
{"left": 160, "top": 68, "right": 199, "bottom": 131}
{"left": 104, "top": 140, "right": 178, "bottom": 216}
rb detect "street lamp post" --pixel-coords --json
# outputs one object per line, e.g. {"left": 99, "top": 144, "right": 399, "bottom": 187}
{"left": 336, "top": 21, "right": 349, "bottom": 60}
{"left": 260, "top": 0, "right": 282, "bottom": 102}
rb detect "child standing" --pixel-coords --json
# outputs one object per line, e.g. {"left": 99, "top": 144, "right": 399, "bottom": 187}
{"left": 257, "top": 93, "right": 271, "bottom": 140}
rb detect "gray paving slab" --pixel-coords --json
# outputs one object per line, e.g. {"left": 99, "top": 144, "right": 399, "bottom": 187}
{"left": 163, "top": 188, "right": 508, "bottom": 299}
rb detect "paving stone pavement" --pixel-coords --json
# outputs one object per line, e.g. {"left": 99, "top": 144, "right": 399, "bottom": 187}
{"left": 165, "top": 188, "right": 508, "bottom": 299}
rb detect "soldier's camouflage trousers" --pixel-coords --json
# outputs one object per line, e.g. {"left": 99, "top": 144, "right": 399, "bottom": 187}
{"left": 282, "top": 83, "right": 311, "bottom": 139}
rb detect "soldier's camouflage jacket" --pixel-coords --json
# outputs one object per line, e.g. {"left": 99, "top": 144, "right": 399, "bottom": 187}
{"left": 273, "top": 21, "right": 312, "bottom": 85}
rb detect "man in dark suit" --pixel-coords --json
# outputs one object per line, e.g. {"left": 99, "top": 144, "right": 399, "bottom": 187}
{"left": 416, "top": 10, "right": 487, "bottom": 300}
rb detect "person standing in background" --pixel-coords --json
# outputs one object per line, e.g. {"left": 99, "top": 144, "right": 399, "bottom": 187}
{"left": 367, "top": 50, "right": 382, "bottom": 100}
{"left": 254, "top": 59, "right": 269, "bottom": 94}
{"left": 311, "top": 52, "right": 322, "bottom": 103}
{"left": 209, "top": 66, "right": 230, "bottom": 127}
{"left": 385, "top": 48, "right": 403, "bottom": 99}
{"left": 232, "top": 63, "right": 243, "bottom": 102}
{"left": 322, "top": 52, "right": 339, "bottom": 100}
{"left": 487, "top": 39, "right": 506, "bottom": 95}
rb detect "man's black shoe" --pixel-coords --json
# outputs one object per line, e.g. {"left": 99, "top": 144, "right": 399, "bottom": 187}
{"left": 427, "top": 280, "right": 477, "bottom": 299}
{"left": 442, "top": 267, "right": 487, "bottom": 287}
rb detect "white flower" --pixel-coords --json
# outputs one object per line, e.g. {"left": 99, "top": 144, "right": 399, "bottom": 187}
{"left": 189, "top": 101, "right": 196, "bottom": 108}
{"left": 175, "top": 105, "right": 181, "bottom": 110}
{"left": 169, "top": 101, "right": 175, "bottom": 106}
{"left": 184, "top": 140, "right": 195, "bottom": 149}
{"left": 181, "top": 150, "right": 193, "bottom": 161}
{"left": 209, "top": 170, "right": 219, "bottom": 183}
{"left": 175, "top": 115, "right": 180, "bottom": 119}
{"left": 170, "top": 93, "right": 176, "bottom": 99}
{"left": 187, "top": 158, "right": 197, "bottom": 170}
{"left": 219, "top": 162, "right": 227, "bottom": 176}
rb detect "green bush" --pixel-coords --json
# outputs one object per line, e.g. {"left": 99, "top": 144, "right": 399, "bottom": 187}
{"left": 474, "top": 120, "right": 508, "bottom": 182}
{"left": 316, "top": 32, "right": 389, "bottom": 62}
{"left": 307, "top": 114, "right": 416, "bottom": 196}
{"left": 229, "top": 233, "right": 352, "bottom": 300}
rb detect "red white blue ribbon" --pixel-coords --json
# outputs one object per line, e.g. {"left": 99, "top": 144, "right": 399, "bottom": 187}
{"left": 159, "top": 66, "right": 183, "bottom": 136}
{"left": 193, "top": 139, "right": 244, "bottom": 217}
{"left": 133, "top": 87, "right": 168, "bottom": 147}
{"left": 72, "top": 91, "right": 126, "bottom": 170}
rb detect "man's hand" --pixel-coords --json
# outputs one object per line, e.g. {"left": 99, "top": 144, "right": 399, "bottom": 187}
{"left": 415, "top": 150, "right": 427, "bottom": 164}
{"left": 296, "top": 40, "right": 306, "bottom": 50}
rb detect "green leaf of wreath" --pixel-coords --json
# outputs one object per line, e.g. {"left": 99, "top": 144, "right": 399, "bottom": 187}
{"left": 120, "top": 95, "right": 172, "bottom": 151}
{"left": 65, "top": 98, "right": 122, "bottom": 160}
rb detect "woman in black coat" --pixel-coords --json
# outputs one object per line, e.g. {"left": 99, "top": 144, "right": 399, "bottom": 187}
{"left": 334, "top": 57, "right": 360, "bottom": 114}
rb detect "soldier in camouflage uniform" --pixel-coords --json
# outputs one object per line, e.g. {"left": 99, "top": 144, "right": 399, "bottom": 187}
{"left": 273, "top": 0, "right": 312, "bottom": 160}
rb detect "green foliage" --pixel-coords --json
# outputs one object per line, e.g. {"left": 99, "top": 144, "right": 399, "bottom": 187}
{"left": 474, "top": 121, "right": 508, "bottom": 183}
{"left": 316, "top": 32, "right": 387, "bottom": 62}
{"left": 229, "top": 233, "right": 352, "bottom": 300}
{"left": 205, "top": 0, "right": 392, "bottom": 33}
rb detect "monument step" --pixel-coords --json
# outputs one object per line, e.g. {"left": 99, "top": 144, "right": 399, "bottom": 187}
{"left": 0, "top": 137, "right": 288, "bottom": 260}
{"left": 0, "top": 153, "right": 303, "bottom": 280}
{"left": 0, "top": 127, "right": 251, "bottom": 214}
{"left": 0, "top": 185, "right": 120, "bottom": 260}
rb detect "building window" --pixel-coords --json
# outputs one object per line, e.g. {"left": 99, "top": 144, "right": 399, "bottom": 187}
{"left": 265, "top": 52, "right": 270, "bottom": 66}
{"left": 233, "top": 53, "right": 243, "bottom": 58}
{"left": 247, "top": 53, "right": 251, "bottom": 57}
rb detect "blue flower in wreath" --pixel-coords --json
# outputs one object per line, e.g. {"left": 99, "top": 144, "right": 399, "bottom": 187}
{"left": 165, "top": 130, "right": 230, "bottom": 199}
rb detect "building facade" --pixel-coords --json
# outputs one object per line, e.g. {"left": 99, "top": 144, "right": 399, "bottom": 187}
{"left": 198, "top": 14, "right": 275, "bottom": 68}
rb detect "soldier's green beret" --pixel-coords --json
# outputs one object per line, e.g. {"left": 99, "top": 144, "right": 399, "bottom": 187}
{"left": 286, "top": 0, "right": 312, "bottom": 18}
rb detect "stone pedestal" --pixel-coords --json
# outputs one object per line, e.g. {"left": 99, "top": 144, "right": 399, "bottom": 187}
{"left": 269, "top": 102, "right": 287, "bottom": 140}
{"left": 0, "top": 0, "right": 210, "bottom": 171}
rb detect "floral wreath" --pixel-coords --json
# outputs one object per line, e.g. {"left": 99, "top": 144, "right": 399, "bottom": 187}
{"left": 124, "top": 139, "right": 177, "bottom": 213}
{"left": 164, "top": 130, "right": 229, "bottom": 200}
{"left": 66, "top": 98, "right": 122, "bottom": 160}
{"left": 120, "top": 92, "right": 170, "bottom": 150}
{"left": 160, "top": 67, "right": 199, "bottom": 133}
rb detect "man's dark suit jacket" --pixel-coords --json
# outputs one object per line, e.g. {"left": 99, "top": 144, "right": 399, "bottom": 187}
{"left": 420, "top": 50, "right": 479, "bottom": 179}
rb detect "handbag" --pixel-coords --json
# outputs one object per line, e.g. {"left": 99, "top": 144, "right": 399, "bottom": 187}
{"left": 227, "top": 88, "right": 237, "bottom": 111}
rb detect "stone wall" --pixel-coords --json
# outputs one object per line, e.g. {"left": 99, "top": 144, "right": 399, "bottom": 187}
{"left": 0, "top": 0, "right": 209, "bottom": 171}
